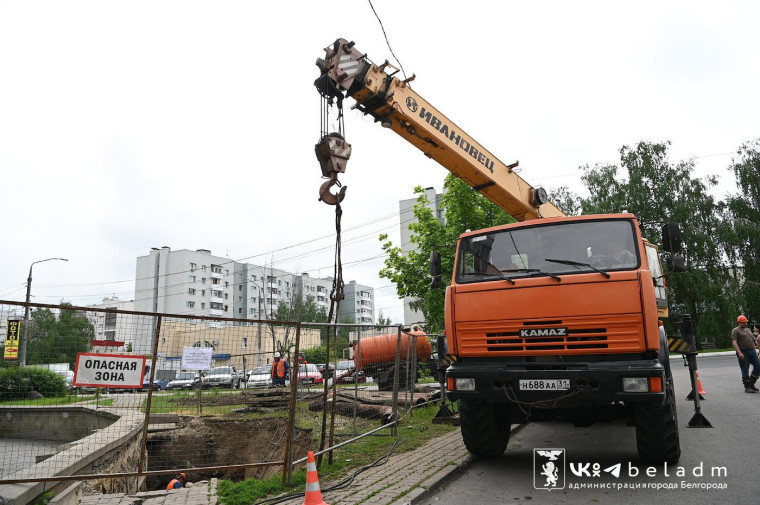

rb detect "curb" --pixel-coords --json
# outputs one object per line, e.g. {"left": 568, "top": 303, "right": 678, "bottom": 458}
{"left": 669, "top": 351, "right": 736, "bottom": 358}
{"left": 392, "top": 424, "right": 528, "bottom": 505}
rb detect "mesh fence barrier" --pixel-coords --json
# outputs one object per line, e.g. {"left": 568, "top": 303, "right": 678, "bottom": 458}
{"left": 0, "top": 300, "right": 442, "bottom": 493}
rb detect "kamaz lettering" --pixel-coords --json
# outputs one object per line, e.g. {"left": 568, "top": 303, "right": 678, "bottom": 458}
{"left": 416, "top": 106, "right": 494, "bottom": 173}
{"left": 520, "top": 328, "right": 568, "bottom": 337}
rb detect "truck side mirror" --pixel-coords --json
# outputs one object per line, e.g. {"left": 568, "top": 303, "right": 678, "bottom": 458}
{"left": 661, "top": 223, "right": 682, "bottom": 253}
{"left": 430, "top": 251, "right": 442, "bottom": 288}
{"left": 666, "top": 254, "right": 687, "bottom": 273}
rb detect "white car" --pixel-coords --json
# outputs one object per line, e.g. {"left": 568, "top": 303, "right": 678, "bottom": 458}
{"left": 200, "top": 366, "right": 240, "bottom": 389}
{"left": 166, "top": 371, "right": 199, "bottom": 390}
{"left": 246, "top": 365, "right": 272, "bottom": 388}
{"left": 334, "top": 360, "right": 355, "bottom": 381}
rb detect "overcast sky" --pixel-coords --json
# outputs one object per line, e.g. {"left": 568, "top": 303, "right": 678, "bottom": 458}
{"left": 1, "top": 1, "right": 758, "bottom": 324}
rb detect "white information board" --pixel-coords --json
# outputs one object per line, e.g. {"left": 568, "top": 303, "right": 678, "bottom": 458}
{"left": 181, "top": 347, "right": 213, "bottom": 371}
{"left": 73, "top": 353, "right": 146, "bottom": 388}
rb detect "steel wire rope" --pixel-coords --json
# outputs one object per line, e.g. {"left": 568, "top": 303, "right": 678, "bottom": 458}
{"left": 25, "top": 212, "right": 424, "bottom": 305}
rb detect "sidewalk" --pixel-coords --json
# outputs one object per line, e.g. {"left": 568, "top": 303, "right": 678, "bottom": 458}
{"left": 80, "top": 479, "right": 217, "bottom": 505}
{"left": 278, "top": 428, "right": 473, "bottom": 505}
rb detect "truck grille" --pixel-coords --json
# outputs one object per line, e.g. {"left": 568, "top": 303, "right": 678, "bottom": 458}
{"left": 486, "top": 327, "right": 607, "bottom": 351}
{"left": 456, "top": 315, "right": 644, "bottom": 355}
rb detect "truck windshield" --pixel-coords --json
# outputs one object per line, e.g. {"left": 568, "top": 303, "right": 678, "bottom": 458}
{"left": 456, "top": 219, "right": 639, "bottom": 284}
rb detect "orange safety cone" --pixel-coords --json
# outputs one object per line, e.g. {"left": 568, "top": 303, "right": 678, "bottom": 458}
{"left": 697, "top": 373, "right": 706, "bottom": 395}
{"left": 302, "top": 451, "right": 329, "bottom": 505}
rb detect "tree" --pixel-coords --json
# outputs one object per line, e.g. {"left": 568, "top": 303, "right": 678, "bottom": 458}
{"left": 548, "top": 186, "right": 582, "bottom": 216}
{"left": 379, "top": 174, "right": 514, "bottom": 332}
{"left": 24, "top": 303, "right": 93, "bottom": 369}
{"left": 376, "top": 310, "right": 393, "bottom": 328}
{"left": 580, "top": 141, "right": 726, "bottom": 340}
{"left": 722, "top": 139, "right": 760, "bottom": 329}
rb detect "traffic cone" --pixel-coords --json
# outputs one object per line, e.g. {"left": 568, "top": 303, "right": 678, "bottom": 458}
{"left": 686, "top": 372, "right": 706, "bottom": 400}
{"left": 302, "top": 451, "right": 329, "bottom": 505}
{"left": 697, "top": 373, "right": 706, "bottom": 395}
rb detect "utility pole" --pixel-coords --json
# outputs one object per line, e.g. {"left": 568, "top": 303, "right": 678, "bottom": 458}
{"left": 20, "top": 257, "right": 68, "bottom": 366}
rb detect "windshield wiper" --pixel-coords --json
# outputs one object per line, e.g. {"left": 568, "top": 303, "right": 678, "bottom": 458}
{"left": 502, "top": 267, "right": 561, "bottom": 282}
{"left": 545, "top": 258, "right": 611, "bottom": 279}
{"left": 462, "top": 250, "right": 517, "bottom": 285}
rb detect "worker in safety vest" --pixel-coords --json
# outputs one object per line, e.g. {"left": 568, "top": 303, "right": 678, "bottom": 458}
{"left": 166, "top": 472, "right": 186, "bottom": 490}
{"left": 271, "top": 352, "right": 289, "bottom": 387}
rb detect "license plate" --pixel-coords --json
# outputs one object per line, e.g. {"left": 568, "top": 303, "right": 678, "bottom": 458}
{"left": 519, "top": 379, "right": 570, "bottom": 391}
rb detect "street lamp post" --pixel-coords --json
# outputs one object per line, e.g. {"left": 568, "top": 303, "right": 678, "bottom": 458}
{"left": 20, "top": 257, "right": 69, "bottom": 366}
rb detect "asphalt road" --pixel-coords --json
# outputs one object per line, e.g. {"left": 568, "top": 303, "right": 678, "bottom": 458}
{"left": 422, "top": 355, "right": 758, "bottom": 504}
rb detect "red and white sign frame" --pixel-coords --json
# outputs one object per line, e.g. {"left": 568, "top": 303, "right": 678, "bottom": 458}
{"left": 73, "top": 352, "right": 146, "bottom": 389}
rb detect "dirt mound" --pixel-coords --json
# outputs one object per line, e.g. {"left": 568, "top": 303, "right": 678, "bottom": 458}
{"left": 147, "top": 416, "right": 311, "bottom": 488}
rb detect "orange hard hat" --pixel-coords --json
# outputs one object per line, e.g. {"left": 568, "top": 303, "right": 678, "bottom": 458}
{"left": 737, "top": 315, "right": 748, "bottom": 323}
{"left": 179, "top": 473, "right": 186, "bottom": 480}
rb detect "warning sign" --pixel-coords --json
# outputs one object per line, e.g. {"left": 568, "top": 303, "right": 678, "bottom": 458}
{"left": 4, "top": 319, "right": 21, "bottom": 360}
{"left": 73, "top": 353, "right": 146, "bottom": 389}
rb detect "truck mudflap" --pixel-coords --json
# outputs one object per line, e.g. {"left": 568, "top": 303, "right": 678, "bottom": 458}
{"left": 445, "top": 358, "right": 666, "bottom": 406}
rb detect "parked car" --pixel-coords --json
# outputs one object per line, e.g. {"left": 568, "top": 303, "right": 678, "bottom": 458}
{"left": 338, "top": 369, "right": 366, "bottom": 384}
{"left": 201, "top": 366, "right": 240, "bottom": 389}
{"left": 334, "top": 360, "right": 355, "bottom": 381}
{"left": 139, "top": 376, "right": 170, "bottom": 392}
{"left": 166, "top": 371, "right": 199, "bottom": 390}
{"left": 293, "top": 363, "right": 323, "bottom": 386}
{"left": 246, "top": 365, "right": 272, "bottom": 388}
{"left": 317, "top": 363, "right": 335, "bottom": 379}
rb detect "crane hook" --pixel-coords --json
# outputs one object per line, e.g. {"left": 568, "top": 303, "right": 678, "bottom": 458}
{"left": 319, "top": 176, "right": 347, "bottom": 205}
{"left": 315, "top": 133, "right": 351, "bottom": 206}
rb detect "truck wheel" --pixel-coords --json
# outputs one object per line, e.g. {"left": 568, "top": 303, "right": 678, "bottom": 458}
{"left": 634, "top": 377, "right": 681, "bottom": 464}
{"left": 459, "top": 399, "right": 510, "bottom": 458}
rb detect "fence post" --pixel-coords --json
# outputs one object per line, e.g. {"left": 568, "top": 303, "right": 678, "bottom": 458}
{"left": 352, "top": 326, "right": 360, "bottom": 436}
{"left": 410, "top": 333, "right": 417, "bottom": 416}
{"left": 391, "top": 326, "right": 402, "bottom": 435}
{"left": 283, "top": 323, "right": 301, "bottom": 488}
{"left": 138, "top": 314, "right": 162, "bottom": 479}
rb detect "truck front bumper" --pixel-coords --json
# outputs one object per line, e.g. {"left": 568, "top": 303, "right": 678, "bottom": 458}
{"left": 445, "top": 358, "right": 666, "bottom": 405}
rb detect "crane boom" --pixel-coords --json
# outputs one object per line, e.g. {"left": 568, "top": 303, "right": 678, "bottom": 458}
{"left": 315, "top": 38, "right": 564, "bottom": 221}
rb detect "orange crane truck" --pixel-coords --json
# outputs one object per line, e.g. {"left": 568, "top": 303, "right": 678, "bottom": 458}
{"left": 315, "top": 39, "right": 682, "bottom": 464}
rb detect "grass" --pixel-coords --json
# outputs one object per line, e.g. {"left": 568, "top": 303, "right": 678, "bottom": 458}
{"left": 0, "top": 394, "right": 97, "bottom": 406}
{"left": 217, "top": 403, "right": 457, "bottom": 505}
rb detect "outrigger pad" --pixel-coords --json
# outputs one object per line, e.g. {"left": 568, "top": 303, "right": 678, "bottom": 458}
{"left": 687, "top": 412, "right": 713, "bottom": 428}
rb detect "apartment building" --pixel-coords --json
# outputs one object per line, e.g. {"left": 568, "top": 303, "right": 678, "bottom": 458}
{"left": 85, "top": 297, "right": 135, "bottom": 350}
{"left": 339, "top": 280, "right": 375, "bottom": 325}
{"left": 134, "top": 247, "right": 377, "bottom": 352}
{"left": 399, "top": 187, "right": 444, "bottom": 325}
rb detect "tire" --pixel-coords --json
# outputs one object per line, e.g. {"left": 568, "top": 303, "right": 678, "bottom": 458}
{"left": 634, "top": 375, "right": 681, "bottom": 464}
{"left": 459, "top": 399, "right": 511, "bottom": 458}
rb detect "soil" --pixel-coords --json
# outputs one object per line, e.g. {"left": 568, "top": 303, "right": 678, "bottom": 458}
{"left": 146, "top": 416, "right": 311, "bottom": 490}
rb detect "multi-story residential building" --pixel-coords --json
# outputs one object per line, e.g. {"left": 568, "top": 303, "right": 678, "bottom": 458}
{"left": 339, "top": 281, "right": 375, "bottom": 325}
{"left": 294, "top": 273, "right": 333, "bottom": 315}
{"left": 399, "top": 187, "right": 444, "bottom": 325}
{"left": 134, "top": 247, "right": 377, "bottom": 353}
{"left": 85, "top": 297, "right": 135, "bottom": 350}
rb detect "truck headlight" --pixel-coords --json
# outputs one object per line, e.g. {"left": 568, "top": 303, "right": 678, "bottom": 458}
{"left": 622, "top": 377, "right": 649, "bottom": 393}
{"left": 454, "top": 378, "right": 476, "bottom": 391}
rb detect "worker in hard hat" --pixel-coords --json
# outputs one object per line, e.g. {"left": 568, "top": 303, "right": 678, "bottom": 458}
{"left": 166, "top": 472, "right": 186, "bottom": 490}
{"left": 732, "top": 315, "right": 760, "bottom": 393}
{"left": 271, "top": 351, "right": 289, "bottom": 387}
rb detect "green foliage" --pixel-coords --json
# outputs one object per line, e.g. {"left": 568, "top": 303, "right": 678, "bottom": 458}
{"left": 376, "top": 310, "right": 393, "bottom": 328}
{"left": 24, "top": 303, "right": 93, "bottom": 369}
{"left": 547, "top": 186, "right": 581, "bottom": 216}
{"left": 274, "top": 295, "right": 328, "bottom": 324}
{"left": 0, "top": 367, "right": 67, "bottom": 400}
{"left": 125, "top": 342, "right": 133, "bottom": 352}
{"left": 302, "top": 345, "right": 327, "bottom": 364}
{"left": 579, "top": 141, "right": 731, "bottom": 339}
{"left": 217, "top": 470, "right": 306, "bottom": 505}
{"left": 724, "top": 139, "right": 760, "bottom": 322}
{"left": 379, "top": 175, "right": 514, "bottom": 332}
